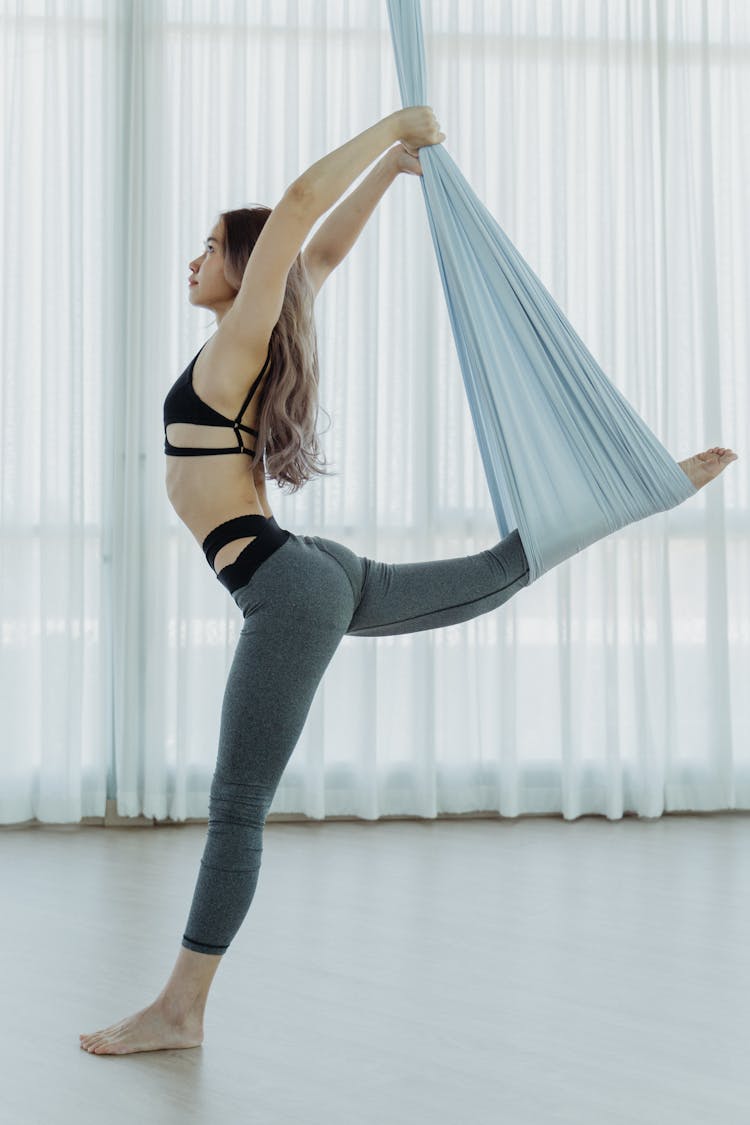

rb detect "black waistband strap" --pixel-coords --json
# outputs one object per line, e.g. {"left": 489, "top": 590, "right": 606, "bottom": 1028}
{"left": 202, "top": 515, "right": 278, "bottom": 570}
{"left": 216, "top": 524, "right": 291, "bottom": 594}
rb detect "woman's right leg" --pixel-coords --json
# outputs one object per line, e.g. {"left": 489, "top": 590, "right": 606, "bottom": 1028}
{"left": 312, "top": 527, "right": 530, "bottom": 638}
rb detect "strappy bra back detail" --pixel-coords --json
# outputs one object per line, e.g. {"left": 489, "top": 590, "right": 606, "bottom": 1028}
{"left": 163, "top": 340, "right": 272, "bottom": 457}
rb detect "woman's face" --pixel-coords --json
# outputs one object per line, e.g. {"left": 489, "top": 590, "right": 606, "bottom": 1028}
{"left": 187, "top": 220, "right": 237, "bottom": 322}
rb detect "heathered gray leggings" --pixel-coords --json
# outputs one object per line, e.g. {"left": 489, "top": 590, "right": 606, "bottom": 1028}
{"left": 181, "top": 522, "right": 530, "bottom": 955}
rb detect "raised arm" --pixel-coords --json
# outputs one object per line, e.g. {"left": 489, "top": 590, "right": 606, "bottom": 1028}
{"left": 298, "top": 105, "right": 443, "bottom": 220}
{"left": 303, "top": 150, "right": 401, "bottom": 271}
{"left": 299, "top": 107, "right": 444, "bottom": 273}
{"left": 297, "top": 114, "right": 401, "bottom": 220}
{"left": 224, "top": 110, "right": 443, "bottom": 357}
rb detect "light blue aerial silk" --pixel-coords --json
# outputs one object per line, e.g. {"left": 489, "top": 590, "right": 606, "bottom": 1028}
{"left": 385, "top": 0, "right": 697, "bottom": 586}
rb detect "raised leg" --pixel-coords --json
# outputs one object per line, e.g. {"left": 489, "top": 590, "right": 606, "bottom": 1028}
{"left": 344, "top": 527, "right": 530, "bottom": 637}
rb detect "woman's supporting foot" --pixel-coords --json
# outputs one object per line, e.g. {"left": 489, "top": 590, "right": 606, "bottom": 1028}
{"left": 79, "top": 999, "right": 203, "bottom": 1056}
{"left": 679, "top": 447, "right": 739, "bottom": 491}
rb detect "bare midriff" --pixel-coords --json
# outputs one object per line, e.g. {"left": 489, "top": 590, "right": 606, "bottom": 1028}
{"left": 164, "top": 329, "right": 275, "bottom": 577}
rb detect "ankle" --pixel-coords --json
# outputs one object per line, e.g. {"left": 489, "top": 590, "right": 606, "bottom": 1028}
{"left": 156, "top": 991, "right": 206, "bottom": 1025}
{"left": 155, "top": 945, "right": 223, "bottom": 1025}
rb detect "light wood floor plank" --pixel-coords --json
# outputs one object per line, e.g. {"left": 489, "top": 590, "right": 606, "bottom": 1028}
{"left": 2, "top": 812, "right": 748, "bottom": 1124}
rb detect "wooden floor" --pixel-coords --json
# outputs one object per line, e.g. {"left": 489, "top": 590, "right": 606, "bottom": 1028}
{"left": 2, "top": 811, "right": 749, "bottom": 1124}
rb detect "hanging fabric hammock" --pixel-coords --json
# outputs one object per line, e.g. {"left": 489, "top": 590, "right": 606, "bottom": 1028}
{"left": 385, "top": 0, "right": 697, "bottom": 586}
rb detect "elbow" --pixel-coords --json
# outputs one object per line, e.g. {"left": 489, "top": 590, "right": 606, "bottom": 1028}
{"left": 285, "top": 176, "right": 320, "bottom": 216}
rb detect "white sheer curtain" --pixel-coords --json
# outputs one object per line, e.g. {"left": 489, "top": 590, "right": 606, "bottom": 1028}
{"left": 0, "top": 0, "right": 746, "bottom": 828}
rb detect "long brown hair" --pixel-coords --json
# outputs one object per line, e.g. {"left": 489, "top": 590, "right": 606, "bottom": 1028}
{"left": 217, "top": 206, "right": 335, "bottom": 494}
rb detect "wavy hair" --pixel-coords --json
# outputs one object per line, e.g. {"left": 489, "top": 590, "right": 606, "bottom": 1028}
{"left": 213, "top": 206, "right": 335, "bottom": 494}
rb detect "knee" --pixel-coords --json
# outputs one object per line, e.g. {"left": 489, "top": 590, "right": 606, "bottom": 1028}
{"left": 487, "top": 528, "right": 529, "bottom": 584}
{"left": 208, "top": 775, "right": 274, "bottom": 830}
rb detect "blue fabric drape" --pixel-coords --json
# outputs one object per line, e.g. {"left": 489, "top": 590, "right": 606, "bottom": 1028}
{"left": 385, "top": 0, "right": 697, "bottom": 585}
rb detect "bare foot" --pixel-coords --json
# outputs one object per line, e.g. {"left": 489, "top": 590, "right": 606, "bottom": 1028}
{"left": 679, "top": 446, "right": 739, "bottom": 491}
{"left": 79, "top": 1000, "right": 203, "bottom": 1056}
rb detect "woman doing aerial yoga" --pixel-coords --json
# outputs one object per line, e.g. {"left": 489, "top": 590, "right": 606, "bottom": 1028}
{"left": 79, "top": 101, "right": 736, "bottom": 1055}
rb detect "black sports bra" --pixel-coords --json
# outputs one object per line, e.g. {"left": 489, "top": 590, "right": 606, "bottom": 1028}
{"left": 163, "top": 339, "right": 272, "bottom": 457}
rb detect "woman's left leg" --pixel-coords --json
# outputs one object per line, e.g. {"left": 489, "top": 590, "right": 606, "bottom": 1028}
{"left": 180, "top": 535, "right": 356, "bottom": 957}
{"left": 80, "top": 534, "right": 356, "bottom": 1055}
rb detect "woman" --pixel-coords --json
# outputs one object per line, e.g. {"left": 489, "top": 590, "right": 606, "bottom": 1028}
{"left": 80, "top": 107, "right": 736, "bottom": 1056}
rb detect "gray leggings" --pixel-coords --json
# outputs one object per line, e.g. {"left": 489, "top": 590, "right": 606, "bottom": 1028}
{"left": 182, "top": 521, "right": 530, "bottom": 955}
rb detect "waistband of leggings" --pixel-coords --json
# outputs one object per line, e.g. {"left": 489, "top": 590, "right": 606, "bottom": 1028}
{"left": 204, "top": 515, "right": 291, "bottom": 595}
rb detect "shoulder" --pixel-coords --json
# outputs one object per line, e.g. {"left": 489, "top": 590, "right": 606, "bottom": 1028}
{"left": 217, "top": 307, "right": 272, "bottom": 374}
{"left": 194, "top": 314, "right": 272, "bottom": 408}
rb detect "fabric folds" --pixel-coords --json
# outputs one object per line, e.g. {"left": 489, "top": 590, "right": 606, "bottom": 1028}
{"left": 385, "top": 0, "right": 697, "bottom": 585}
